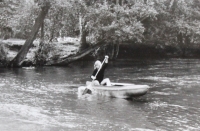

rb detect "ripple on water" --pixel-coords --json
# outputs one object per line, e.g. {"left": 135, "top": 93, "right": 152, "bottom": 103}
{"left": 146, "top": 101, "right": 200, "bottom": 131}
{"left": 0, "top": 103, "right": 81, "bottom": 129}
{"left": 0, "top": 103, "right": 152, "bottom": 131}
{"left": 151, "top": 91, "right": 178, "bottom": 96}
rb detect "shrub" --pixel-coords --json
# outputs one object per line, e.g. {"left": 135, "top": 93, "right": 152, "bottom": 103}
{"left": 33, "top": 42, "right": 57, "bottom": 66}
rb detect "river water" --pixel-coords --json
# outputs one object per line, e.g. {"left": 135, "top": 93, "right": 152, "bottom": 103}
{"left": 0, "top": 58, "right": 200, "bottom": 131}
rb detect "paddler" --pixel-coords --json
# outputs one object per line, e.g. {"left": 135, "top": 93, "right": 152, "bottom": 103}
{"left": 91, "top": 55, "right": 111, "bottom": 86}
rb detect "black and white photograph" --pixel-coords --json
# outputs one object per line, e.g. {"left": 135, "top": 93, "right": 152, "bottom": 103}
{"left": 0, "top": 0, "right": 200, "bottom": 130}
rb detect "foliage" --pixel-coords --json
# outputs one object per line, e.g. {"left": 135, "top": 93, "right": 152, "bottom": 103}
{"left": 0, "top": 0, "right": 23, "bottom": 39}
{"left": 85, "top": 2, "right": 157, "bottom": 44}
{"left": 43, "top": 0, "right": 77, "bottom": 41}
{"left": 10, "top": 0, "right": 39, "bottom": 39}
{"left": 144, "top": 0, "right": 200, "bottom": 46}
{"left": 0, "top": 0, "right": 19, "bottom": 27}
{"left": 1, "top": 0, "right": 200, "bottom": 63}
{"left": 33, "top": 42, "right": 57, "bottom": 66}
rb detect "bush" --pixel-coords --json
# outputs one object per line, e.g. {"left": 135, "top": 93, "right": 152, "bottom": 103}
{"left": 33, "top": 42, "right": 57, "bottom": 66}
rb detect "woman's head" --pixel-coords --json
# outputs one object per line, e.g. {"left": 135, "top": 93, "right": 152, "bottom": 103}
{"left": 94, "top": 60, "right": 102, "bottom": 69}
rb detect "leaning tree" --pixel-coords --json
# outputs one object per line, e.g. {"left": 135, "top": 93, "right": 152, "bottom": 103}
{"left": 8, "top": 0, "right": 51, "bottom": 67}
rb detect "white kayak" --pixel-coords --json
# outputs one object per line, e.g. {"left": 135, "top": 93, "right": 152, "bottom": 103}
{"left": 78, "top": 82, "right": 150, "bottom": 99}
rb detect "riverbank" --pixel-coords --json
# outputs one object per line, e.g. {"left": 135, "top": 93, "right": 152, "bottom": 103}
{"left": 118, "top": 43, "right": 200, "bottom": 59}
{"left": 0, "top": 38, "right": 79, "bottom": 66}
{"left": 1, "top": 38, "right": 200, "bottom": 67}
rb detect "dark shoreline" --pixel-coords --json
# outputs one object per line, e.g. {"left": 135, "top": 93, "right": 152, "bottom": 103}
{"left": 1, "top": 41, "right": 200, "bottom": 67}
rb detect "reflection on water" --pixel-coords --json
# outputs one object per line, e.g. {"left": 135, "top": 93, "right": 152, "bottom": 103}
{"left": 0, "top": 59, "right": 200, "bottom": 131}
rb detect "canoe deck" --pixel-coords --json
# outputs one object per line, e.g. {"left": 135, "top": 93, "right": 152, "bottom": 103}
{"left": 94, "top": 84, "right": 150, "bottom": 98}
{"left": 79, "top": 82, "right": 150, "bottom": 99}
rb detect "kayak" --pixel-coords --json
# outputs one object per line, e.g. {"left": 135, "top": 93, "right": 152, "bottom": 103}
{"left": 78, "top": 82, "right": 150, "bottom": 99}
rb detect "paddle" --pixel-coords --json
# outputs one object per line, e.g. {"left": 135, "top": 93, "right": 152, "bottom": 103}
{"left": 82, "top": 57, "right": 107, "bottom": 95}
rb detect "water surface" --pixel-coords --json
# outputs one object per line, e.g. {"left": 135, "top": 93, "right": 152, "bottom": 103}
{"left": 0, "top": 59, "right": 200, "bottom": 131}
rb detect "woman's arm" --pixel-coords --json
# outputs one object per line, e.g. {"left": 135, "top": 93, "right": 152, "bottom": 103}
{"left": 91, "top": 69, "right": 97, "bottom": 80}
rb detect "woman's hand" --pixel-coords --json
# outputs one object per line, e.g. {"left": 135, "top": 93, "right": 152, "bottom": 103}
{"left": 105, "top": 55, "right": 109, "bottom": 63}
{"left": 91, "top": 76, "right": 96, "bottom": 80}
{"left": 105, "top": 55, "right": 109, "bottom": 59}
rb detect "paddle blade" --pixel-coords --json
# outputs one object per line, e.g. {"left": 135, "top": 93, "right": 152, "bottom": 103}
{"left": 82, "top": 88, "right": 92, "bottom": 95}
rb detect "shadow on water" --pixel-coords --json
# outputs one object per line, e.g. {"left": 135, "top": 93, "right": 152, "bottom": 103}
{"left": 127, "top": 96, "right": 150, "bottom": 103}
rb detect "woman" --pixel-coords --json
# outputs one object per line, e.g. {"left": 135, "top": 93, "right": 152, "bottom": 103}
{"left": 91, "top": 55, "right": 111, "bottom": 86}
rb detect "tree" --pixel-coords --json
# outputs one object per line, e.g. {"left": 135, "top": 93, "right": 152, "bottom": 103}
{"left": 85, "top": 1, "right": 157, "bottom": 57}
{"left": 47, "top": 0, "right": 158, "bottom": 65}
{"left": 0, "top": 0, "right": 23, "bottom": 39}
{"left": 151, "top": 0, "right": 200, "bottom": 56}
{"left": 3, "top": 0, "right": 200, "bottom": 67}
{"left": 9, "top": 1, "right": 51, "bottom": 67}
{"left": 67, "top": 0, "right": 92, "bottom": 52}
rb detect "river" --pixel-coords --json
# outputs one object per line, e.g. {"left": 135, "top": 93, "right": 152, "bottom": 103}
{"left": 0, "top": 58, "right": 200, "bottom": 131}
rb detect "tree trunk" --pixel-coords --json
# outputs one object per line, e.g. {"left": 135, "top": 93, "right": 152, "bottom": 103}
{"left": 121, "top": 0, "right": 125, "bottom": 5}
{"left": 144, "top": 0, "right": 148, "bottom": 4}
{"left": 49, "top": 14, "right": 59, "bottom": 43}
{"left": 184, "top": 34, "right": 190, "bottom": 56}
{"left": 9, "top": 3, "right": 50, "bottom": 67}
{"left": 116, "top": 0, "right": 119, "bottom": 5}
{"left": 46, "top": 42, "right": 108, "bottom": 66}
{"left": 2, "top": 27, "right": 12, "bottom": 40}
{"left": 49, "top": 28, "right": 55, "bottom": 43}
{"left": 177, "top": 32, "right": 185, "bottom": 57}
{"left": 49, "top": 12, "right": 59, "bottom": 43}
{"left": 40, "top": 21, "right": 44, "bottom": 43}
{"left": 79, "top": 15, "right": 88, "bottom": 52}
{"left": 110, "top": 43, "right": 115, "bottom": 59}
{"left": 114, "top": 42, "right": 119, "bottom": 59}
